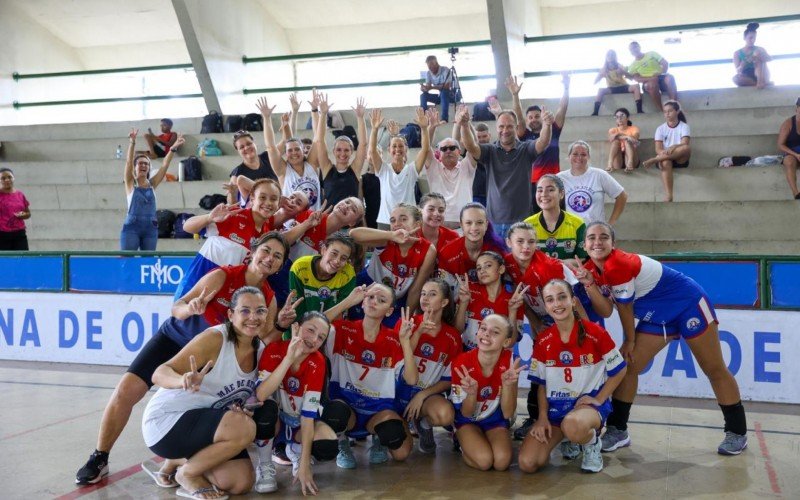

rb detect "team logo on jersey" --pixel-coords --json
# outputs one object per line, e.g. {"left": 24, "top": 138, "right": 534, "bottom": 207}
{"left": 318, "top": 286, "right": 332, "bottom": 300}
{"left": 381, "top": 357, "right": 393, "bottom": 367}
{"left": 438, "top": 352, "right": 448, "bottom": 363}
{"left": 287, "top": 377, "right": 300, "bottom": 393}
{"left": 546, "top": 360, "right": 556, "bottom": 366}
{"left": 361, "top": 350, "right": 376, "bottom": 364}
{"left": 291, "top": 178, "right": 319, "bottom": 208}
{"left": 686, "top": 317, "right": 701, "bottom": 330}
{"left": 545, "top": 237, "right": 558, "bottom": 250}
{"left": 559, "top": 351, "right": 573, "bottom": 364}
{"left": 343, "top": 352, "right": 355, "bottom": 361}
{"left": 567, "top": 190, "right": 592, "bottom": 213}
{"left": 479, "top": 386, "right": 493, "bottom": 399}
{"left": 385, "top": 261, "right": 394, "bottom": 271}
{"left": 229, "top": 233, "right": 246, "bottom": 245}
{"left": 480, "top": 307, "right": 494, "bottom": 318}
{"left": 420, "top": 343, "right": 435, "bottom": 357}
{"left": 398, "top": 264, "right": 408, "bottom": 277}
{"left": 580, "top": 354, "right": 594, "bottom": 365}
{"left": 564, "top": 240, "right": 574, "bottom": 251}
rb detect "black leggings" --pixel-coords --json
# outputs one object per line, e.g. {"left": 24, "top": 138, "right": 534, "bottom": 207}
{"left": 149, "top": 408, "right": 249, "bottom": 461}
{"left": 126, "top": 332, "right": 182, "bottom": 388}
{"left": 0, "top": 229, "right": 28, "bottom": 250}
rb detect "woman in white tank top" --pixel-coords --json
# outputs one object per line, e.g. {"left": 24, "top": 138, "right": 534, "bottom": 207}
{"left": 142, "top": 286, "right": 267, "bottom": 498}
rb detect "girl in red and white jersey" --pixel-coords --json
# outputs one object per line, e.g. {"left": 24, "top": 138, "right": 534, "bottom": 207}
{"left": 350, "top": 203, "right": 437, "bottom": 320}
{"left": 450, "top": 314, "right": 522, "bottom": 471}
{"left": 394, "top": 278, "right": 463, "bottom": 454}
{"left": 418, "top": 192, "right": 459, "bottom": 255}
{"left": 454, "top": 251, "right": 527, "bottom": 351}
{"left": 288, "top": 197, "right": 365, "bottom": 261}
{"left": 519, "top": 279, "right": 626, "bottom": 474}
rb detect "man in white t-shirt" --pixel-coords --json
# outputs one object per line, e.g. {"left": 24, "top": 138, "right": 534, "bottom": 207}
{"left": 425, "top": 137, "right": 477, "bottom": 227}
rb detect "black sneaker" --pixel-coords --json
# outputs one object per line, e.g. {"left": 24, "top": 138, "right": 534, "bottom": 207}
{"left": 513, "top": 418, "right": 535, "bottom": 440}
{"left": 271, "top": 442, "right": 291, "bottom": 466}
{"left": 75, "top": 450, "right": 109, "bottom": 485}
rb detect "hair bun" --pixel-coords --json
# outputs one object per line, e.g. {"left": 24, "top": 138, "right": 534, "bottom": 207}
{"left": 746, "top": 22, "right": 759, "bottom": 31}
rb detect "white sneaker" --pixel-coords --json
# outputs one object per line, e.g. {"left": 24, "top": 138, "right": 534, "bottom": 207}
{"left": 254, "top": 461, "right": 277, "bottom": 493}
{"left": 285, "top": 442, "right": 301, "bottom": 477}
{"left": 581, "top": 435, "right": 604, "bottom": 473}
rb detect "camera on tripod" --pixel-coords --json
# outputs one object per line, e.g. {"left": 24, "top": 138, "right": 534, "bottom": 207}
{"left": 447, "top": 47, "right": 459, "bottom": 60}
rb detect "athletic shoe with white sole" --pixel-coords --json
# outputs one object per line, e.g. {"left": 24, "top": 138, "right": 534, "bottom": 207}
{"left": 336, "top": 438, "right": 356, "bottom": 469}
{"left": 601, "top": 425, "right": 631, "bottom": 452}
{"left": 254, "top": 461, "right": 277, "bottom": 493}
{"left": 75, "top": 450, "right": 109, "bottom": 485}
{"left": 717, "top": 432, "right": 748, "bottom": 455}
{"left": 581, "top": 436, "right": 604, "bottom": 473}
{"left": 559, "top": 440, "right": 581, "bottom": 460}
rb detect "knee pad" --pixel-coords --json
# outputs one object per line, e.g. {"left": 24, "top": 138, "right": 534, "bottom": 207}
{"left": 320, "top": 400, "right": 351, "bottom": 434}
{"left": 374, "top": 419, "right": 406, "bottom": 450}
{"left": 310, "top": 439, "right": 339, "bottom": 462}
{"left": 252, "top": 399, "right": 278, "bottom": 440}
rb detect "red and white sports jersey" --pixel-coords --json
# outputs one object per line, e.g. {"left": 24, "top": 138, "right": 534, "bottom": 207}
{"left": 258, "top": 340, "right": 326, "bottom": 428}
{"left": 462, "top": 285, "right": 524, "bottom": 351}
{"left": 288, "top": 213, "right": 328, "bottom": 262}
{"left": 529, "top": 319, "right": 625, "bottom": 421}
{"left": 438, "top": 237, "right": 494, "bottom": 283}
{"left": 366, "top": 239, "right": 432, "bottom": 299}
{"left": 325, "top": 319, "right": 406, "bottom": 414}
{"left": 583, "top": 248, "right": 662, "bottom": 304}
{"left": 504, "top": 251, "right": 578, "bottom": 317}
{"left": 201, "top": 208, "right": 273, "bottom": 266}
{"left": 204, "top": 265, "right": 275, "bottom": 326}
{"left": 450, "top": 349, "right": 512, "bottom": 422}
{"left": 418, "top": 226, "right": 460, "bottom": 255}
{"left": 395, "top": 316, "right": 462, "bottom": 401}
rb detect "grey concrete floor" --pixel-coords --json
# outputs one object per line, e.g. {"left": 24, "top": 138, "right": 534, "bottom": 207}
{"left": 1, "top": 360, "right": 796, "bottom": 499}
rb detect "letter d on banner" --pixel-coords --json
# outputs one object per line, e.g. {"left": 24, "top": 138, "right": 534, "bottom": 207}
{"left": 59, "top": 310, "right": 79, "bottom": 348}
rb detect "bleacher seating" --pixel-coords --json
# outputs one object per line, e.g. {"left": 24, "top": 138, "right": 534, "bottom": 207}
{"left": 1, "top": 84, "right": 799, "bottom": 254}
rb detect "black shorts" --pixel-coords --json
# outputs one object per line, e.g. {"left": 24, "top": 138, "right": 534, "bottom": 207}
{"left": 149, "top": 408, "right": 250, "bottom": 460}
{"left": 0, "top": 229, "right": 29, "bottom": 251}
{"left": 741, "top": 67, "right": 756, "bottom": 80}
{"left": 153, "top": 142, "right": 167, "bottom": 158}
{"left": 674, "top": 160, "right": 690, "bottom": 169}
{"left": 657, "top": 74, "right": 670, "bottom": 92}
{"left": 609, "top": 85, "right": 631, "bottom": 94}
{"left": 126, "top": 332, "right": 182, "bottom": 388}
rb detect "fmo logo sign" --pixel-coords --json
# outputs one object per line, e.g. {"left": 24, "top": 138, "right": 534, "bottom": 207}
{"left": 140, "top": 258, "right": 185, "bottom": 290}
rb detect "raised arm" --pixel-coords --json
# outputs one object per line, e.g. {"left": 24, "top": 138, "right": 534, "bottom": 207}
{"left": 123, "top": 128, "right": 138, "bottom": 194}
{"left": 535, "top": 109, "right": 553, "bottom": 154}
{"left": 413, "top": 107, "right": 431, "bottom": 173}
{"left": 288, "top": 92, "right": 300, "bottom": 138}
{"left": 171, "top": 268, "right": 227, "bottom": 320}
{"left": 257, "top": 97, "right": 286, "bottom": 178}
{"left": 505, "top": 75, "right": 527, "bottom": 139}
{"left": 323, "top": 285, "right": 366, "bottom": 321}
{"left": 150, "top": 134, "right": 184, "bottom": 188}
{"left": 307, "top": 88, "right": 321, "bottom": 136}
{"left": 315, "top": 95, "right": 334, "bottom": 175}
{"left": 351, "top": 97, "right": 368, "bottom": 174}
{"left": 368, "top": 109, "right": 385, "bottom": 175}
{"left": 459, "top": 106, "right": 481, "bottom": 160}
{"left": 182, "top": 203, "right": 242, "bottom": 234}
{"left": 554, "top": 72, "right": 570, "bottom": 129}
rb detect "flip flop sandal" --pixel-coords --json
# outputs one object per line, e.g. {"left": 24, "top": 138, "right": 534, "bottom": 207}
{"left": 140, "top": 459, "right": 177, "bottom": 488}
{"left": 176, "top": 486, "right": 229, "bottom": 500}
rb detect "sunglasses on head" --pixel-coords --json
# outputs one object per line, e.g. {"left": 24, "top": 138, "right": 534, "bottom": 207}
{"left": 439, "top": 145, "right": 459, "bottom": 152}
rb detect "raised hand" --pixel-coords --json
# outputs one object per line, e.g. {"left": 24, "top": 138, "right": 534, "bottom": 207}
{"left": 277, "top": 291, "right": 305, "bottom": 328}
{"left": 129, "top": 128, "right": 139, "bottom": 140}
{"left": 307, "top": 88, "right": 320, "bottom": 110}
{"left": 562, "top": 71, "right": 571, "bottom": 88}
{"left": 456, "top": 104, "right": 471, "bottom": 124}
{"left": 456, "top": 273, "right": 471, "bottom": 304}
{"left": 417, "top": 308, "right": 437, "bottom": 334}
{"left": 209, "top": 203, "right": 244, "bottom": 223}
{"left": 541, "top": 107, "right": 555, "bottom": 126}
{"left": 352, "top": 97, "right": 367, "bottom": 118}
{"left": 569, "top": 259, "right": 595, "bottom": 287}
{"left": 347, "top": 284, "right": 368, "bottom": 307}
{"left": 183, "top": 355, "right": 213, "bottom": 392}
{"left": 256, "top": 97, "right": 276, "bottom": 117}
{"left": 501, "top": 357, "right": 524, "bottom": 387}
{"left": 187, "top": 287, "right": 216, "bottom": 316}
{"left": 370, "top": 108, "right": 384, "bottom": 129}
{"left": 289, "top": 92, "right": 301, "bottom": 113}
{"left": 397, "top": 306, "right": 415, "bottom": 342}
{"left": 307, "top": 201, "right": 332, "bottom": 228}
{"left": 286, "top": 327, "right": 305, "bottom": 360}
{"left": 487, "top": 97, "right": 503, "bottom": 117}
{"left": 281, "top": 112, "right": 291, "bottom": 126}
{"left": 425, "top": 107, "right": 445, "bottom": 129}
{"left": 454, "top": 365, "right": 478, "bottom": 396}
{"left": 387, "top": 119, "right": 400, "bottom": 136}
{"left": 171, "top": 133, "right": 186, "bottom": 150}
{"left": 390, "top": 228, "right": 420, "bottom": 245}
{"left": 505, "top": 75, "right": 523, "bottom": 95}
{"left": 508, "top": 282, "right": 530, "bottom": 310}
{"left": 319, "top": 93, "right": 332, "bottom": 114}
{"left": 414, "top": 107, "right": 430, "bottom": 128}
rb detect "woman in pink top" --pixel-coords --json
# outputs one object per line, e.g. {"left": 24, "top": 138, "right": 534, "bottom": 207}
{"left": 0, "top": 168, "right": 31, "bottom": 250}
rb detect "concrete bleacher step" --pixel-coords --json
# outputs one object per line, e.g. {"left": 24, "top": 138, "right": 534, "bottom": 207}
{"left": 619, "top": 239, "right": 800, "bottom": 255}
{"left": 29, "top": 238, "right": 203, "bottom": 252}
{"left": 26, "top": 208, "right": 203, "bottom": 241}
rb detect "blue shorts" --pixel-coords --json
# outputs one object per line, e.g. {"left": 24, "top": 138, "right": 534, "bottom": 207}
{"left": 549, "top": 400, "right": 611, "bottom": 428}
{"left": 454, "top": 407, "right": 509, "bottom": 432}
{"left": 636, "top": 293, "right": 717, "bottom": 339}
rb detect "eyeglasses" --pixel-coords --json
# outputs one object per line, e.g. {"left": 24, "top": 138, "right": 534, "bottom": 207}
{"left": 614, "top": 114, "right": 627, "bottom": 119}
{"left": 439, "top": 145, "right": 459, "bottom": 152}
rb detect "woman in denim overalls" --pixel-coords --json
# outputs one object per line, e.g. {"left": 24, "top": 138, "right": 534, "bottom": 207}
{"left": 121, "top": 128, "right": 183, "bottom": 250}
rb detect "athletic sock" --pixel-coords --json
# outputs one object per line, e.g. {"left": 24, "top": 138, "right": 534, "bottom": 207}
{"left": 527, "top": 385, "right": 539, "bottom": 420}
{"left": 255, "top": 438, "right": 273, "bottom": 464}
{"left": 419, "top": 417, "right": 432, "bottom": 430}
{"left": 635, "top": 99, "right": 643, "bottom": 113}
{"left": 586, "top": 429, "right": 598, "bottom": 446}
{"left": 719, "top": 401, "right": 747, "bottom": 435}
{"left": 606, "top": 398, "right": 633, "bottom": 431}
{"left": 591, "top": 101, "right": 601, "bottom": 116}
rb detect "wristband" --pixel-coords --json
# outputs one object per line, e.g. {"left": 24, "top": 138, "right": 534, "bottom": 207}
{"left": 311, "top": 108, "right": 319, "bottom": 113}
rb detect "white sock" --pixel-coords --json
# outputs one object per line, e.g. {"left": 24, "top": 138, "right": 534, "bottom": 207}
{"left": 586, "top": 430, "right": 598, "bottom": 446}
{"left": 255, "top": 438, "right": 273, "bottom": 465}
{"left": 419, "top": 417, "right": 432, "bottom": 430}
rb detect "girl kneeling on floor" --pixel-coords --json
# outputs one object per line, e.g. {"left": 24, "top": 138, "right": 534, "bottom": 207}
{"left": 450, "top": 314, "right": 522, "bottom": 471}
{"left": 518, "top": 279, "right": 626, "bottom": 474}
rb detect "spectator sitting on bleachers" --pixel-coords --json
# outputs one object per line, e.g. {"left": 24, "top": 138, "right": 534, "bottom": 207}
{"left": 733, "top": 23, "right": 773, "bottom": 89}
{"left": 592, "top": 50, "right": 642, "bottom": 116}
{"left": 642, "top": 100, "right": 691, "bottom": 202}
{"left": 368, "top": 108, "right": 430, "bottom": 230}
{"left": 420, "top": 55, "right": 453, "bottom": 123}
{"left": 606, "top": 108, "right": 640, "bottom": 172}
{"left": 424, "top": 106, "right": 476, "bottom": 229}
{"left": 509, "top": 73, "right": 571, "bottom": 214}
{"left": 778, "top": 97, "right": 800, "bottom": 199}
{"left": 626, "top": 41, "right": 677, "bottom": 112}
{"left": 138, "top": 118, "right": 178, "bottom": 160}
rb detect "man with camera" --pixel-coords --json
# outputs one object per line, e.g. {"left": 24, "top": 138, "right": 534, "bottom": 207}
{"left": 420, "top": 54, "right": 454, "bottom": 123}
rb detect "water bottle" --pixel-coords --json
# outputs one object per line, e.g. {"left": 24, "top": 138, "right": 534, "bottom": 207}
{"left": 115, "top": 145, "right": 123, "bottom": 159}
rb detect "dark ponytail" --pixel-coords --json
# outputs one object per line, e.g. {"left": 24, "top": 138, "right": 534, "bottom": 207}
{"left": 744, "top": 22, "right": 759, "bottom": 38}
{"left": 664, "top": 100, "right": 687, "bottom": 124}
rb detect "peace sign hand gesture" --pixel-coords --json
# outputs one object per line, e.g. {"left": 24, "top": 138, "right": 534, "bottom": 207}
{"left": 568, "top": 259, "right": 595, "bottom": 287}
{"left": 307, "top": 201, "right": 332, "bottom": 228}
{"left": 286, "top": 324, "right": 305, "bottom": 360}
{"left": 455, "top": 365, "right": 478, "bottom": 396}
{"left": 187, "top": 287, "right": 216, "bottom": 316}
{"left": 129, "top": 128, "right": 139, "bottom": 141}
{"left": 501, "top": 357, "right": 524, "bottom": 387}
{"left": 508, "top": 282, "right": 530, "bottom": 309}
{"left": 456, "top": 273, "right": 471, "bottom": 304}
{"left": 183, "top": 355, "right": 213, "bottom": 392}
{"left": 278, "top": 290, "right": 304, "bottom": 327}
{"left": 171, "top": 133, "right": 186, "bottom": 150}
{"left": 397, "top": 307, "right": 415, "bottom": 343}
{"left": 390, "top": 228, "right": 419, "bottom": 245}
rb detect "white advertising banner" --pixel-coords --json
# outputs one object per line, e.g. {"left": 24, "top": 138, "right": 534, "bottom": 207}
{"left": 1, "top": 293, "right": 798, "bottom": 403}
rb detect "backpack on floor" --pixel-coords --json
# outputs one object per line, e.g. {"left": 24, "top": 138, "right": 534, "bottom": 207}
{"left": 332, "top": 125, "right": 359, "bottom": 150}
{"left": 201, "top": 111, "right": 223, "bottom": 133}
{"left": 746, "top": 155, "right": 783, "bottom": 166}
{"left": 156, "top": 209, "right": 176, "bottom": 238}
{"left": 717, "top": 156, "right": 751, "bottom": 168}
{"left": 399, "top": 123, "right": 422, "bottom": 148}
{"left": 225, "top": 115, "right": 244, "bottom": 132}
{"left": 199, "top": 193, "right": 228, "bottom": 210}
{"left": 244, "top": 113, "right": 263, "bottom": 132}
{"left": 197, "top": 138, "right": 222, "bottom": 157}
{"left": 180, "top": 156, "right": 202, "bottom": 181}
{"left": 173, "top": 213, "right": 195, "bottom": 239}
